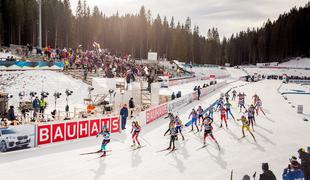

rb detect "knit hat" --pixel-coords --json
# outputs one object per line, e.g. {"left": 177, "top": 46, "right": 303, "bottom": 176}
{"left": 290, "top": 156, "right": 299, "bottom": 168}
{"left": 242, "top": 175, "right": 250, "bottom": 180}
{"left": 262, "top": 163, "right": 269, "bottom": 171}
{"left": 298, "top": 148, "right": 305, "bottom": 153}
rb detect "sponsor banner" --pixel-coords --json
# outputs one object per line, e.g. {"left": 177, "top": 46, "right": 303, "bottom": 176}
{"left": 168, "top": 77, "right": 197, "bottom": 87}
{"left": 168, "top": 94, "right": 192, "bottom": 113}
{"left": 289, "top": 79, "right": 310, "bottom": 84}
{"left": 37, "top": 116, "right": 120, "bottom": 146}
{"left": 0, "top": 61, "right": 64, "bottom": 70}
{"left": 146, "top": 104, "right": 168, "bottom": 124}
{"left": 0, "top": 124, "right": 36, "bottom": 153}
{"left": 192, "top": 91, "right": 198, "bottom": 100}
{"left": 201, "top": 76, "right": 210, "bottom": 81}
{"left": 201, "top": 88, "right": 208, "bottom": 97}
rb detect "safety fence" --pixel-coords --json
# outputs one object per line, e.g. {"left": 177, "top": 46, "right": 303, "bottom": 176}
{"left": 288, "top": 79, "right": 310, "bottom": 84}
{"left": 139, "top": 81, "right": 227, "bottom": 126}
{"left": 0, "top": 115, "right": 120, "bottom": 153}
{"left": 168, "top": 74, "right": 229, "bottom": 87}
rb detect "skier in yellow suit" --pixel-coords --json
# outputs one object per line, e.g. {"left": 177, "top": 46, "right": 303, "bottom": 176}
{"left": 238, "top": 115, "right": 256, "bottom": 141}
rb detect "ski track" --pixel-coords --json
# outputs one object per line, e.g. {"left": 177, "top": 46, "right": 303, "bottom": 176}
{"left": 0, "top": 68, "right": 310, "bottom": 180}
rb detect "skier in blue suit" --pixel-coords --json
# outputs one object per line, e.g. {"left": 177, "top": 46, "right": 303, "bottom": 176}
{"left": 96, "top": 126, "right": 111, "bottom": 157}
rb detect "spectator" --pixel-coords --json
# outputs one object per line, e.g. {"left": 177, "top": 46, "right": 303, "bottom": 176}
{"left": 129, "top": 98, "right": 135, "bottom": 118}
{"left": 7, "top": 106, "right": 16, "bottom": 121}
{"left": 176, "top": 91, "right": 181, "bottom": 98}
{"left": 298, "top": 148, "right": 310, "bottom": 180}
{"left": 259, "top": 163, "right": 276, "bottom": 180}
{"left": 171, "top": 92, "right": 176, "bottom": 100}
{"left": 242, "top": 175, "right": 250, "bottom": 180}
{"left": 32, "top": 97, "right": 40, "bottom": 119}
{"left": 197, "top": 86, "right": 201, "bottom": 100}
{"left": 39, "top": 97, "right": 47, "bottom": 118}
{"left": 120, "top": 104, "right": 128, "bottom": 130}
{"left": 283, "top": 156, "right": 304, "bottom": 180}
{"left": 83, "top": 68, "right": 88, "bottom": 80}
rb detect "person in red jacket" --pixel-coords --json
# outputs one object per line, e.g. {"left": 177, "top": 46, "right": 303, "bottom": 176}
{"left": 219, "top": 106, "right": 228, "bottom": 128}
{"left": 131, "top": 121, "right": 142, "bottom": 148}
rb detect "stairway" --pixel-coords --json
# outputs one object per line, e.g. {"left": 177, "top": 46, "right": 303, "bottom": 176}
{"left": 63, "top": 69, "right": 104, "bottom": 85}
{"left": 140, "top": 80, "right": 151, "bottom": 111}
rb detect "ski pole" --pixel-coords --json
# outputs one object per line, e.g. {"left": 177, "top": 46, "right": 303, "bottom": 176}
{"left": 253, "top": 172, "right": 256, "bottom": 180}
{"left": 140, "top": 135, "right": 152, "bottom": 146}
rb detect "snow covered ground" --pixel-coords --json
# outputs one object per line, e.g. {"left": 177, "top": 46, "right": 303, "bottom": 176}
{"left": 185, "top": 67, "right": 230, "bottom": 78}
{"left": 0, "top": 52, "right": 20, "bottom": 60}
{"left": 244, "top": 67, "right": 310, "bottom": 76}
{"left": 279, "top": 83, "right": 310, "bottom": 116}
{"left": 1, "top": 66, "right": 310, "bottom": 180}
{"left": 173, "top": 60, "right": 230, "bottom": 78}
{"left": 0, "top": 70, "right": 89, "bottom": 114}
{"left": 278, "top": 57, "right": 310, "bottom": 68}
{"left": 0, "top": 52, "right": 12, "bottom": 59}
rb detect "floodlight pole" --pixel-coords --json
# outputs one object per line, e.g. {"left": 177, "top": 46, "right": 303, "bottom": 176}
{"left": 38, "top": 0, "right": 42, "bottom": 48}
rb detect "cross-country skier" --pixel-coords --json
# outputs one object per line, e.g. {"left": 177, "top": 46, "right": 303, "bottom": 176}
{"left": 205, "top": 105, "right": 215, "bottom": 119}
{"left": 219, "top": 106, "right": 228, "bottom": 128}
{"left": 215, "top": 97, "right": 224, "bottom": 111}
{"left": 232, "top": 89, "right": 237, "bottom": 101}
{"left": 237, "top": 115, "right": 256, "bottom": 141}
{"left": 131, "top": 121, "right": 142, "bottom": 148}
{"left": 253, "top": 93, "right": 259, "bottom": 105}
{"left": 202, "top": 116, "right": 219, "bottom": 146}
{"left": 238, "top": 93, "right": 247, "bottom": 112}
{"left": 96, "top": 126, "right": 111, "bottom": 157}
{"left": 225, "top": 93, "right": 230, "bottom": 103}
{"left": 164, "top": 112, "right": 174, "bottom": 136}
{"left": 255, "top": 97, "right": 266, "bottom": 116}
{"left": 242, "top": 92, "right": 247, "bottom": 99}
{"left": 225, "top": 101, "right": 235, "bottom": 120}
{"left": 175, "top": 115, "right": 185, "bottom": 140}
{"left": 246, "top": 104, "right": 256, "bottom": 131}
{"left": 166, "top": 121, "right": 177, "bottom": 151}
{"left": 188, "top": 109, "right": 199, "bottom": 132}
{"left": 197, "top": 106, "right": 204, "bottom": 124}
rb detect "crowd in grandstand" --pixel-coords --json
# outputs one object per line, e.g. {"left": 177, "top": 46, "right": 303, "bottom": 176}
{"left": 3, "top": 44, "right": 188, "bottom": 81}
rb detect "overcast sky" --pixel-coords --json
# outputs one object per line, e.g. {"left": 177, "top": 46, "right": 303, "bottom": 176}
{"left": 70, "top": 0, "right": 309, "bottom": 38}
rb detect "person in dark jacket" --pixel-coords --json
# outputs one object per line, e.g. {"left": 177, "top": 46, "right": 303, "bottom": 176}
{"left": 7, "top": 106, "right": 16, "bottom": 121}
{"left": 259, "top": 163, "right": 276, "bottom": 180}
{"left": 129, "top": 98, "right": 135, "bottom": 118}
{"left": 242, "top": 175, "right": 250, "bottom": 180}
{"left": 171, "top": 92, "right": 176, "bottom": 100}
{"left": 32, "top": 97, "right": 40, "bottom": 118}
{"left": 197, "top": 86, "right": 201, "bottom": 100}
{"left": 298, "top": 148, "right": 310, "bottom": 180}
{"left": 120, "top": 104, "right": 128, "bottom": 130}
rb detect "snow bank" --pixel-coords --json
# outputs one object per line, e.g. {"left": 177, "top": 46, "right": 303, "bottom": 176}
{"left": 0, "top": 52, "right": 12, "bottom": 59}
{"left": 244, "top": 67, "right": 310, "bottom": 76}
{"left": 0, "top": 70, "right": 89, "bottom": 114}
{"left": 278, "top": 57, "right": 310, "bottom": 68}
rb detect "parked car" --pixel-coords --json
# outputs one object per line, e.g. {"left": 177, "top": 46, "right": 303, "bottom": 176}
{"left": 0, "top": 128, "right": 31, "bottom": 152}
